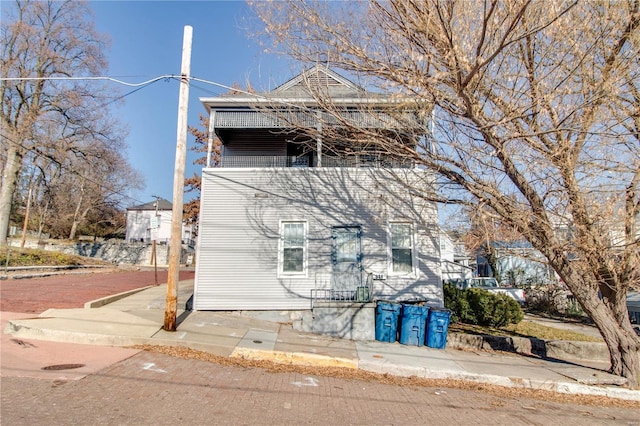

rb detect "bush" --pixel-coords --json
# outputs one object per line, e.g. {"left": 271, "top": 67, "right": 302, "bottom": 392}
{"left": 444, "top": 283, "right": 523, "bottom": 327}
{"left": 525, "top": 284, "right": 584, "bottom": 317}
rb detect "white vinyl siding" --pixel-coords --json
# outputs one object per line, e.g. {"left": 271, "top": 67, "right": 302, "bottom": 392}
{"left": 280, "top": 221, "right": 307, "bottom": 275}
{"left": 194, "top": 168, "right": 441, "bottom": 310}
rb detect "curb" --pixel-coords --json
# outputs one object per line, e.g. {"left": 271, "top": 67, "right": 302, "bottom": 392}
{"left": 84, "top": 286, "right": 155, "bottom": 308}
{"left": 230, "top": 347, "right": 358, "bottom": 369}
{"left": 4, "top": 321, "right": 154, "bottom": 347}
{"left": 357, "top": 360, "right": 640, "bottom": 402}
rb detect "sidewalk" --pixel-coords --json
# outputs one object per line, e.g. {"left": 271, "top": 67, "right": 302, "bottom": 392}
{"left": 4, "top": 279, "right": 639, "bottom": 402}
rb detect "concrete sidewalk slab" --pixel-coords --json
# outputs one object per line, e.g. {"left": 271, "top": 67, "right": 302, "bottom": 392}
{"left": 356, "top": 340, "right": 464, "bottom": 378}
{"left": 152, "top": 314, "right": 247, "bottom": 356}
{"left": 275, "top": 326, "right": 358, "bottom": 360}
{"left": 186, "top": 311, "right": 280, "bottom": 333}
{"left": 6, "top": 308, "right": 161, "bottom": 345}
{"left": 237, "top": 329, "right": 278, "bottom": 351}
{"left": 448, "top": 349, "right": 569, "bottom": 382}
{"left": 547, "top": 363, "right": 627, "bottom": 386}
{"left": 1, "top": 312, "right": 140, "bottom": 381}
{"left": 102, "top": 281, "right": 193, "bottom": 311}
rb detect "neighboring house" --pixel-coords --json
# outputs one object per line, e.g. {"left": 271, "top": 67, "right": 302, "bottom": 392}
{"left": 440, "top": 232, "right": 474, "bottom": 283}
{"left": 628, "top": 291, "right": 640, "bottom": 326}
{"left": 125, "top": 198, "right": 196, "bottom": 247}
{"left": 476, "top": 241, "right": 554, "bottom": 286}
{"left": 193, "top": 65, "right": 443, "bottom": 318}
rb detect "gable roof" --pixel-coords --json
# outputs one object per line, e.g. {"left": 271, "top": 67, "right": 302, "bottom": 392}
{"left": 199, "top": 65, "right": 424, "bottom": 131}
{"left": 200, "top": 65, "right": 389, "bottom": 109}
{"left": 271, "top": 65, "right": 364, "bottom": 98}
{"left": 127, "top": 198, "right": 172, "bottom": 211}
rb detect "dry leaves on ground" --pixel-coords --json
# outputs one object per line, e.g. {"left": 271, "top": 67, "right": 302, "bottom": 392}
{"left": 133, "top": 344, "right": 639, "bottom": 410}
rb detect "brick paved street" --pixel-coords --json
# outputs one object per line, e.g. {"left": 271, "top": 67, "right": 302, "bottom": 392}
{"left": 1, "top": 350, "right": 638, "bottom": 425}
{"left": 0, "top": 269, "right": 194, "bottom": 313}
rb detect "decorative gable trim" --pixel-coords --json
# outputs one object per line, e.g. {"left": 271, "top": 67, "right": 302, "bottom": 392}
{"left": 273, "top": 64, "right": 363, "bottom": 94}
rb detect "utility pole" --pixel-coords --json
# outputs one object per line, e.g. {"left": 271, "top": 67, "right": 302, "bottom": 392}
{"left": 165, "top": 25, "right": 192, "bottom": 332}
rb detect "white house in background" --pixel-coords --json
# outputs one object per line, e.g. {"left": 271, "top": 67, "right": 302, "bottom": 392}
{"left": 193, "top": 65, "right": 444, "bottom": 320}
{"left": 125, "top": 198, "right": 196, "bottom": 247}
{"left": 440, "top": 232, "right": 474, "bottom": 283}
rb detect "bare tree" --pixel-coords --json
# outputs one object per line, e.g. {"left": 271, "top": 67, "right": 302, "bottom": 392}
{"left": 252, "top": 0, "right": 640, "bottom": 385}
{"left": 185, "top": 113, "right": 220, "bottom": 223}
{"left": 0, "top": 0, "right": 124, "bottom": 244}
{"left": 31, "top": 143, "right": 143, "bottom": 240}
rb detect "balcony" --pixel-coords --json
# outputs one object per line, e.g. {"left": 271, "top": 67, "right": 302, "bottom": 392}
{"left": 217, "top": 155, "right": 414, "bottom": 169}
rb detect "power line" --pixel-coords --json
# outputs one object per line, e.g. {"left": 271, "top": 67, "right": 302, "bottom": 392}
{"left": 2, "top": 74, "right": 312, "bottom": 109}
{"left": 0, "top": 75, "right": 177, "bottom": 87}
{"left": 1, "top": 72, "right": 298, "bottom": 208}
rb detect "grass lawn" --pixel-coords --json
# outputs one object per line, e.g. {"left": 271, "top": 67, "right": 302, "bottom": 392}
{"left": 0, "top": 247, "right": 108, "bottom": 267}
{"left": 450, "top": 320, "right": 602, "bottom": 342}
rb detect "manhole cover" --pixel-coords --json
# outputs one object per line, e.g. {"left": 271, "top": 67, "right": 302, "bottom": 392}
{"left": 42, "top": 363, "right": 85, "bottom": 371}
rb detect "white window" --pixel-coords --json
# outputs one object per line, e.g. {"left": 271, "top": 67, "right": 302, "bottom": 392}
{"left": 279, "top": 221, "right": 307, "bottom": 276}
{"left": 389, "top": 222, "right": 415, "bottom": 275}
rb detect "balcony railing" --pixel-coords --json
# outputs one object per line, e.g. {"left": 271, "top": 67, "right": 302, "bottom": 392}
{"left": 217, "top": 155, "right": 414, "bottom": 169}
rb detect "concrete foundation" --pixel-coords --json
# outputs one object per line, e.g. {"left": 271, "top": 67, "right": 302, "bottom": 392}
{"left": 295, "top": 302, "right": 375, "bottom": 341}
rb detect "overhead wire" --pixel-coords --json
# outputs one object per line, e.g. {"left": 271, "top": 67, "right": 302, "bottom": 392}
{"left": 1, "top": 74, "right": 185, "bottom": 207}
{"left": 1, "top": 72, "right": 300, "bottom": 209}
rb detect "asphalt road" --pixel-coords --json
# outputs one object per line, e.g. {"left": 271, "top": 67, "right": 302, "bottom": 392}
{"left": 1, "top": 269, "right": 639, "bottom": 424}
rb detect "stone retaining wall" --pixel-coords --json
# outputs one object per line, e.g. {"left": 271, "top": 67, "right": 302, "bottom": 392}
{"left": 448, "top": 332, "right": 609, "bottom": 363}
{"left": 19, "top": 240, "right": 187, "bottom": 266}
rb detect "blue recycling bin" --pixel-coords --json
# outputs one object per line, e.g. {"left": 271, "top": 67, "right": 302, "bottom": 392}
{"left": 399, "top": 305, "right": 429, "bottom": 346}
{"left": 426, "top": 308, "right": 451, "bottom": 349}
{"left": 375, "top": 302, "right": 402, "bottom": 343}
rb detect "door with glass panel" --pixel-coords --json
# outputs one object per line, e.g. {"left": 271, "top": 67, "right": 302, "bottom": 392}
{"left": 331, "top": 226, "right": 362, "bottom": 296}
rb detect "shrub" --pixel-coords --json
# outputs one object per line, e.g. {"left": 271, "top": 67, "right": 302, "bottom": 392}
{"left": 444, "top": 283, "right": 523, "bottom": 327}
{"left": 443, "top": 283, "right": 470, "bottom": 323}
{"left": 525, "top": 284, "right": 586, "bottom": 318}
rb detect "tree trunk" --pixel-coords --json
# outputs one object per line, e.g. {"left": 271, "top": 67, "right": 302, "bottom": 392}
{"left": 20, "top": 180, "right": 33, "bottom": 248}
{"left": 0, "top": 145, "right": 23, "bottom": 245}
{"left": 562, "top": 269, "right": 640, "bottom": 388}
{"left": 68, "top": 183, "right": 85, "bottom": 240}
{"left": 588, "top": 297, "right": 640, "bottom": 388}
{"left": 36, "top": 199, "right": 50, "bottom": 242}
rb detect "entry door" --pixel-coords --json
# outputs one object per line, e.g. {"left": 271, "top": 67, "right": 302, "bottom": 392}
{"left": 331, "top": 226, "right": 362, "bottom": 293}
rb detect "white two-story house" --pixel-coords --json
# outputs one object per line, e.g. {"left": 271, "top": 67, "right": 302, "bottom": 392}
{"left": 125, "top": 198, "right": 196, "bottom": 247}
{"left": 193, "top": 66, "right": 444, "bottom": 329}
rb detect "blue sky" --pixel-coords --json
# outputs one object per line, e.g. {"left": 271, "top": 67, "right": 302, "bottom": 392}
{"left": 89, "top": 0, "right": 293, "bottom": 207}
